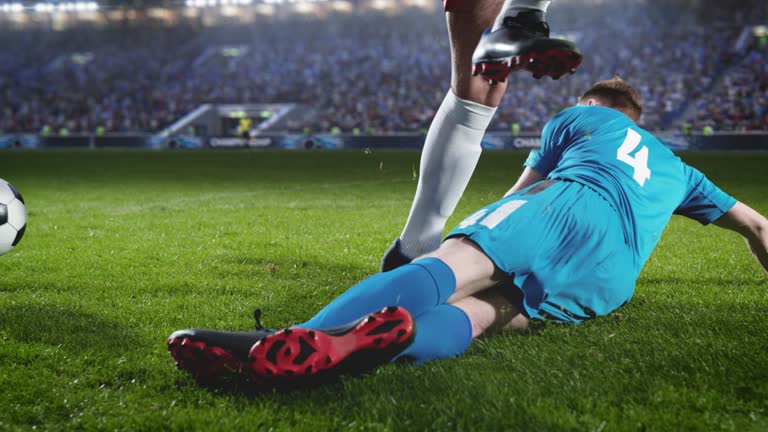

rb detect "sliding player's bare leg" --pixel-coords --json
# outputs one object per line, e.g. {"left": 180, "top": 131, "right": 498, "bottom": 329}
{"left": 451, "top": 287, "right": 530, "bottom": 337}
{"left": 168, "top": 236, "right": 517, "bottom": 386}
{"left": 419, "top": 236, "right": 507, "bottom": 303}
{"left": 390, "top": 241, "right": 528, "bottom": 365}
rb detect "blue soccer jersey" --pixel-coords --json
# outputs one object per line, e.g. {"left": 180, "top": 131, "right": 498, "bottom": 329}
{"left": 525, "top": 105, "right": 737, "bottom": 275}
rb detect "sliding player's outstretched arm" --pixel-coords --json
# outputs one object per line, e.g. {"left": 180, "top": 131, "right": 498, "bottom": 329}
{"left": 714, "top": 202, "right": 768, "bottom": 275}
{"left": 503, "top": 166, "right": 544, "bottom": 197}
{"left": 502, "top": 107, "right": 574, "bottom": 198}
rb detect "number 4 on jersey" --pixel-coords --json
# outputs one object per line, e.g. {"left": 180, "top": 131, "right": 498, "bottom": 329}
{"left": 617, "top": 128, "right": 651, "bottom": 187}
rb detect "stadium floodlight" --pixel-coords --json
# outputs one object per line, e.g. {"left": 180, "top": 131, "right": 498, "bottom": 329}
{"left": 1, "top": 2, "right": 24, "bottom": 13}
{"left": 182, "top": 0, "right": 327, "bottom": 8}
{"left": 34, "top": 2, "right": 55, "bottom": 12}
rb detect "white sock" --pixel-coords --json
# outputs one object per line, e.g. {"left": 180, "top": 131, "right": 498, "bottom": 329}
{"left": 399, "top": 90, "right": 496, "bottom": 259}
{"left": 493, "top": 0, "right": 551, "bottom": 30}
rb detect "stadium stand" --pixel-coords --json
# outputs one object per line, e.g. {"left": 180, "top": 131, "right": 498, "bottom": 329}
{"left": 0, "top": 1, "right": 765, "bottom": 135}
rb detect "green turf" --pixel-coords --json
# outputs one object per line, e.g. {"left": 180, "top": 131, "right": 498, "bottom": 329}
{"left": 0, "top": 150, "right": 766, "bottom": 431}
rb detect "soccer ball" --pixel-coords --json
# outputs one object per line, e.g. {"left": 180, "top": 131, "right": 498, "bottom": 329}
{"left": 0, "top": 179, "right": 27, "bottom": 255}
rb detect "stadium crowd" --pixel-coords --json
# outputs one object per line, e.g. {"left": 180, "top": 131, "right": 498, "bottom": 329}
{"left": 687, "top": 44, "right": 768, "bottom": 132}
{"left": 0, "top": 1, "right": 765, "bottom": 135}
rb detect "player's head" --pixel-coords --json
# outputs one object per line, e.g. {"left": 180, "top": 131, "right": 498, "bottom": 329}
{"left": 578, "top": 76, "right": 642, "bottom": 122}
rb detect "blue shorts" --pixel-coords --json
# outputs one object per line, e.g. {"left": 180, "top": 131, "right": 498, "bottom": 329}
{"left": 447, "top": 180, "right": 637, "bottom": 324}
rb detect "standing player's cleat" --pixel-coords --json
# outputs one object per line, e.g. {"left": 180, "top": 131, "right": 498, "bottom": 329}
{"left": 472, "top": 10, "right": 582, "bottom": 82}
{"left": 167, "top": 308, "right": 275, "bottom": 385}
{"left": 380, "top": 238, "right": 413, "bottom": 272}
{"left": 248, "top": 306, "right": 415, "bottom": 385}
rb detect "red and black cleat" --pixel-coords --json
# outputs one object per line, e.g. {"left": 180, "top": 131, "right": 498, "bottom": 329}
{"left": 472, "top": 10, "right": 582, "bottom": 83}
{"left": 248, "top": 306, "right": 415, "bottom": 385}
{"left": 167, "top": 309, "right": 275, "bottom": 385}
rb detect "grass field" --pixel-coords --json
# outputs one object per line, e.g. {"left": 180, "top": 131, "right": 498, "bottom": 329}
{"left": 0, "top": 150, "right": 766, "bottom": 431}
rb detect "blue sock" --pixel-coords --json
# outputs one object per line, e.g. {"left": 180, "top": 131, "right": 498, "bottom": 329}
{"left": 297, "top": 258, "right": 455, "bottom": 329}
{"left": 396, "top": 304, "right": 473, "bottom": 364}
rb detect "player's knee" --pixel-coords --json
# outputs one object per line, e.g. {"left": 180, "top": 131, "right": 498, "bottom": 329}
{"left": 453, "top": 79, "right": 507, "bottom": 108}
{"left": 464, "top": 309, "right": 493, "bottom": 338}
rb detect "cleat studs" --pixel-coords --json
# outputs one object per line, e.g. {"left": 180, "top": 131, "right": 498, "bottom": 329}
{"left": 386, "top": 306, "right": 398, "bottom": 313}
{"left": 366, "top": 316, "right": 376, "bottom": 324}
{"left": 283, "top": 329, "right": 292, "bottom": 336}
{"left": 308, "top": 331, "right": 316, "bottom": 339}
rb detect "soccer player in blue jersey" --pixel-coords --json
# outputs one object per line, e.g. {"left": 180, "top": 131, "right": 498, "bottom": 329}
{"left": 168, "top": 77, "right": 768, "bottom": 387}
{"left": 381, "top": 0, "right": 582, "bottom": 272}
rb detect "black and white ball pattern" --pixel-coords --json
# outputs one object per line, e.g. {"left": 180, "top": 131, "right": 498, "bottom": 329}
{"left": 0, "top": 179, "right": 27, "bottom": 255}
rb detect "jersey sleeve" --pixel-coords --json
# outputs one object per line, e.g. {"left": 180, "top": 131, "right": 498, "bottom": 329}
{"left": 674, "top": 164, "right": 737, "bottom": 225}
{"left": 524, "top": 108, "right": 577, "bottom": 176}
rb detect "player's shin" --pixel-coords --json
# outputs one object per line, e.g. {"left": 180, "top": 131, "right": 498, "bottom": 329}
{"left": 398, "top": 91, "right": 496, "bottom": 260}
{"left": 395, "top": 304, "right": 473, "bottom": 364}
{"left": 297, "top": 258, "right": 457, "bottom": 330}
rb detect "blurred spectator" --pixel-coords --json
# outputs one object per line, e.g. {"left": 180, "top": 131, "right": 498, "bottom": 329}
{"left": 0, "top": 3, "right": 762, "bottom": 134}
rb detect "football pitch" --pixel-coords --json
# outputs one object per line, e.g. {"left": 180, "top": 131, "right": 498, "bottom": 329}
{"left": 1, "top": 150, "right": 766, "bottom": 431}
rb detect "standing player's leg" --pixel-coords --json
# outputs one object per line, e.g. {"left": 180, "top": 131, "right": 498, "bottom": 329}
{"left": 382, "top": 0, "right": 508, "bottom": 271}
{"left": 473, "top": 0, "right": 583, "bottom": 81}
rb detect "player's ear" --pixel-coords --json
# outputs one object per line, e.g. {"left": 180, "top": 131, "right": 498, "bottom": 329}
{"left": 577, "top": 97, "right": 599, "bottom": 107}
